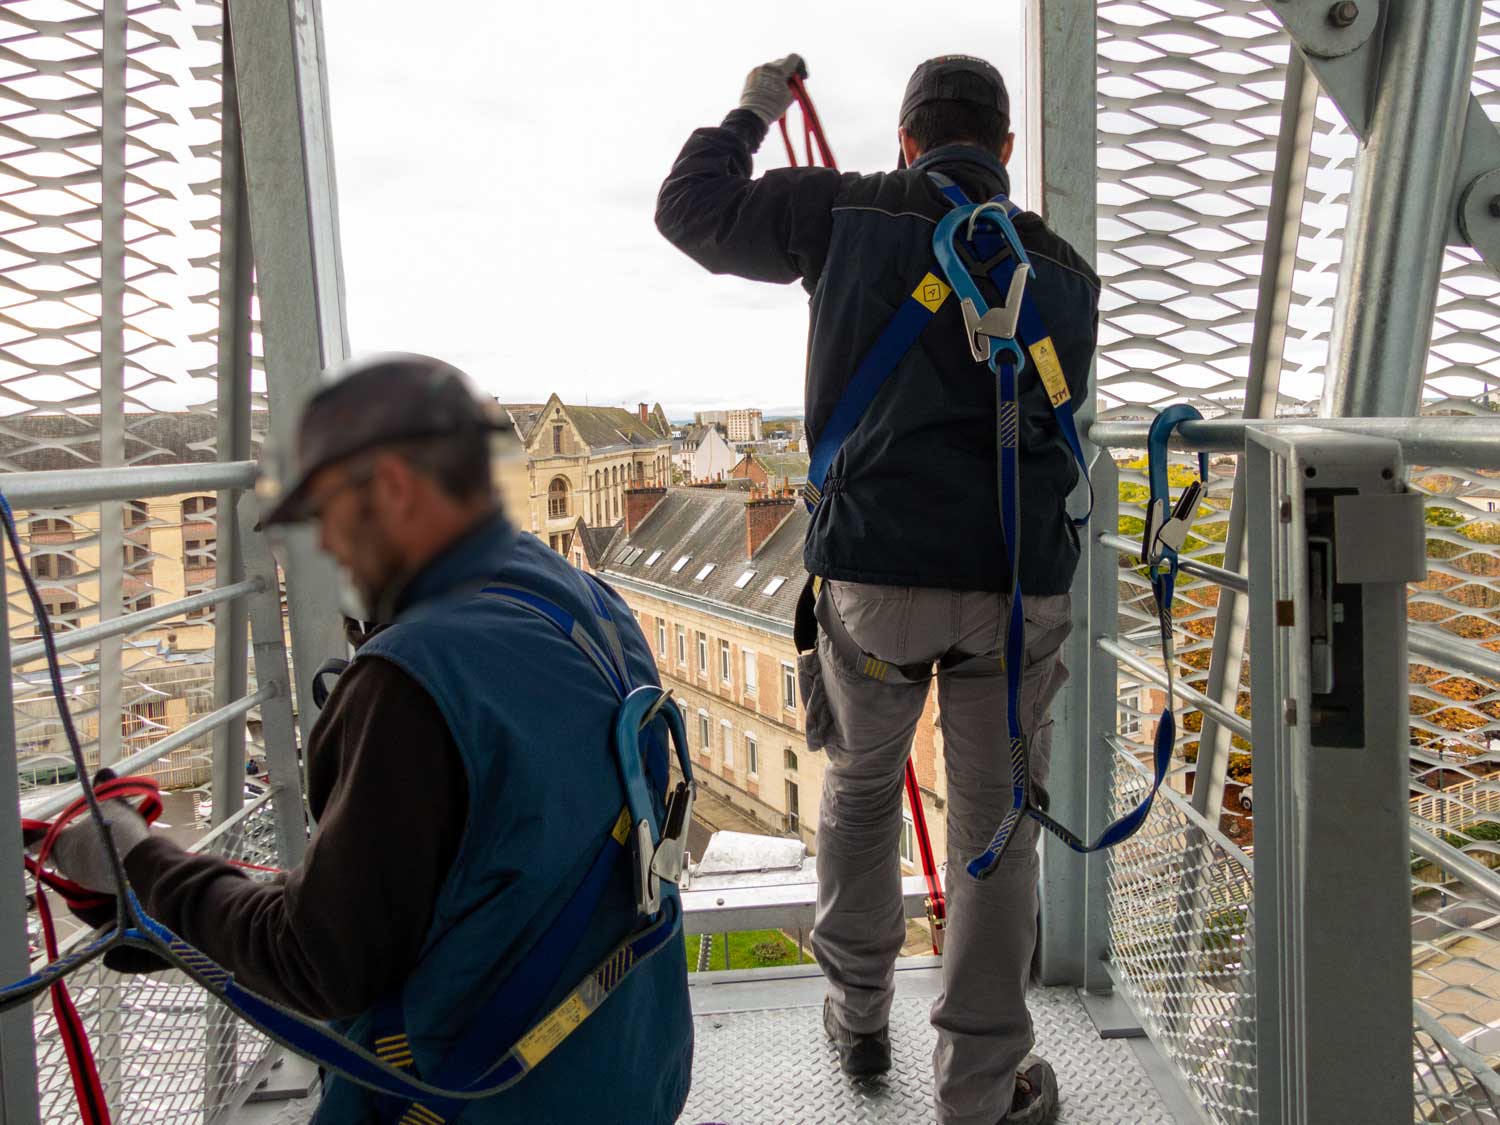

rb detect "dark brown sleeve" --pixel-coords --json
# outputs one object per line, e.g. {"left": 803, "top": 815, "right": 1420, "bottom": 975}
{"left": 125, "top": 657, "right": 467, "bottom": 1021}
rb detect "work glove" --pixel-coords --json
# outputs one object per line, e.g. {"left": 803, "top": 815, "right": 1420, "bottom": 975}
{"left": 48, "top": 798, "right": 151, "bottom": 895}
{"left": 738, "top": 54, "right": 806, "bottom": 126}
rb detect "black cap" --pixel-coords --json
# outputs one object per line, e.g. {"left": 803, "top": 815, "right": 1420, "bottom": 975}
{"left": 899, "top": 55, "right": 1010, "bottom": 127}
{"left": 261, "top": 352, "right": 509, "bottom": 526}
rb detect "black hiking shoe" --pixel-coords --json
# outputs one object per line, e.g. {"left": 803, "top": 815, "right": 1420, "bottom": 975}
{"left": 822, "top": 998, "right": 891, "bottom": 1078}
{"left": 1001, "top": 1056, "right": 1059, "bottom": 1124}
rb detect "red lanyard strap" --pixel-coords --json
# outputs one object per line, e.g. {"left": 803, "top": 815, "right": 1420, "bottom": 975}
{"left": 774, "top": 71, "right": 946, "bottom": 950}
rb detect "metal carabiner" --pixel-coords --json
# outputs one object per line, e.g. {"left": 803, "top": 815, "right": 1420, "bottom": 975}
{"left": 933, "top": 204, "right": 1033, "bottom": 368}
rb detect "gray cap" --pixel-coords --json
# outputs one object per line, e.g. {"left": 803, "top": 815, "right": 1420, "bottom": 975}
{"left": 899, "top": 55, "right": 1010, "bottom": 127}
{"left": 261, "top": 352, "right": 508, "bottom": 526}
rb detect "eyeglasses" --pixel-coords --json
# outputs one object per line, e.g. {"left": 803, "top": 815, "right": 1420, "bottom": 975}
{"left": 302, "top": 468, "right": 374, "bottom": 524}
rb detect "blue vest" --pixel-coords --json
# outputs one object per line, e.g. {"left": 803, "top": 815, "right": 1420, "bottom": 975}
{"left": 313, "top": 518, "right": 693, "bottom": 1124}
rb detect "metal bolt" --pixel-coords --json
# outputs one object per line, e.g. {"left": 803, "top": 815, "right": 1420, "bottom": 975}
{"left": 1284, "top": 698, "right": 1298, "bottom": 726}
{"left": 1327, "top": 1, "right": 1359, "bottom": 28}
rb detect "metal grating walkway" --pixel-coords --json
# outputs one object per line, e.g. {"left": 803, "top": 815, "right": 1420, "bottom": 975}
{"left": 241, "top": 963, "right": 1196, "bottom": 1124}
{"left": 683, "top": 963, "right": 1189, "bottom": 1124}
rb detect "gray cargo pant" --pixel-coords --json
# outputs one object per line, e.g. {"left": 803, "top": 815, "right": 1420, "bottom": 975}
{"left": 805, "top": 580, "right": 1072, "bottom": 1125}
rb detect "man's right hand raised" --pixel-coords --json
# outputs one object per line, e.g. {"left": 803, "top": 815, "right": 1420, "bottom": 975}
{"left": 738, "top": 54, "right": 807, "bottom": 126}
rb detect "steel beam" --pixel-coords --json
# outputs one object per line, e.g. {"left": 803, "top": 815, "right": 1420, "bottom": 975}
{"left": 208, "top": 23, "right": 255, "bottom": 1112}
{"left": 229, "top": 0, "right": 350, "bottom": 746}
{"left": 1027, "top": 0, "right": 1099, "bottom": 989}
{"left": 1322, "top": 0, "right": 1484, "bottom": 417}
{"left": 1194, "top": 52, "right": 1318, "bottom": 826}
{"left": 1263, "top": 0, "right": 1500, "bottom": 276}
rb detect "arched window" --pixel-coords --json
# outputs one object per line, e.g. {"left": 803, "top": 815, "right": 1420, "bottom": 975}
{"left": 548, "top": 476, "right": 570, "bottom": 519}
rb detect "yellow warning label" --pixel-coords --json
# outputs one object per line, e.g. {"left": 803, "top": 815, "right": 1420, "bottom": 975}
{"left": 611, "top": 807, "right": 632, "bottom": 845}
{"left": 1030, "top": 336, "right": 1070, "bottom": 407}
{"left": 517, "top": 993, "right": 589, "bottom": 1068}
{"left": 912, "top": 273, "right": 951, "bottom": 313}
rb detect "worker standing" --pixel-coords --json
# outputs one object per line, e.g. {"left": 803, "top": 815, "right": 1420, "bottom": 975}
{"left": 47, "top": 355, "right": 695, "bottom": 1123}
{"left": 657, "top": 55, "right": 1098, "bottom": 1125}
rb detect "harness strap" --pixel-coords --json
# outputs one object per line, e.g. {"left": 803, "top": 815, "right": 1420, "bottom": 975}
{"left": 802, "top": 271, "right": 952, "bottom": 512}
{"left": 931, "top": 200, "right": 1178, "bottom": 876}
{"left": 928, "top": 172, "right": 1093, "bottom": 526}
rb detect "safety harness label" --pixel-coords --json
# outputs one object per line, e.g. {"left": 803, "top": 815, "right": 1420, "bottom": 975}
{"left": 516, "top": 993, "right": 589, "bottom": 1068}
{"left": 1029, "top": 336, "right": 1070, "bottom": 407}
{"left": 912, "top": 273, "right": 951, "bottom": 313}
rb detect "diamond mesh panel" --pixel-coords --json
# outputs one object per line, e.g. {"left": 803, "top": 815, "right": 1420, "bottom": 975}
{"left": 31, "top": 795, "right": 280, "bottom": 1124}
{"left": 1106, "top": 746, "right": 1256, "bottom": 1123}
{"left": 1414, "top": 1009, "right": 1500, "bottom": 1123}
{"left": 1100, "top": 3, "right": 1500, "bottom": 1119}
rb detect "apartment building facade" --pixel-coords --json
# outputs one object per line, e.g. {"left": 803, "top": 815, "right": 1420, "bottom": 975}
{"left": 598, "top": 485, "right": 947, "bottom": 869}
{"left": 693, "top": 408, "right": 764, "bottom": 443}
{"left": 1, "top": 413, "right": 261, "bottom": 791}
{"left": 502, "top": 395, "right": 672, "bottom": 554}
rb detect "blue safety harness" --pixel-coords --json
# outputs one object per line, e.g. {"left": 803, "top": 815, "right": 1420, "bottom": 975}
{"left": 801, "top": 175, "right": 1191, "bottom": 877}
{"left": 0, "top": 565, "right": 696, "bottom": 1120}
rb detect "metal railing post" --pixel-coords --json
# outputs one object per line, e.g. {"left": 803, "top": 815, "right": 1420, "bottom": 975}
{"left": 1247, "top": 429, "right": 1421, "bottom": 1123}
{"left": 237, "top": 495, "right": 308, "bottom": 869}
{"left": 0, "top": 542, "right": 41, "bottom": 1122}
{"left": 207, "top": 19, "right": 256, "bottom": 1113}
{"left": 1082, "top": 454, "right": 1119, "bottom": 994}
{"left": 1027, "top": 0, "right": 1099, "bottom": 987}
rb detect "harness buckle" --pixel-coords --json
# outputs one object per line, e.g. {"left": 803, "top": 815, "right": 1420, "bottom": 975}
{"left": 650, "top": 780, "right": 696, "bottom": 885}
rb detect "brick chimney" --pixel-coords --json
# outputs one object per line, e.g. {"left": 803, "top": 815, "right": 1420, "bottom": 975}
{"left": 637, "top": 403, "right": 649, "bottom": 424}
{"left": 624, "top": 486, "right": 666, "bottom": 535}
{"left": 746, "top": 492, "right": 796, "bottom": 558}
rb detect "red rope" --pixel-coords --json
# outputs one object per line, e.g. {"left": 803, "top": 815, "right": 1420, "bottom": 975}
{"left": 22, "top": 775, "right": 281, "bottom": 1122}
{"left": 776, "top": 72, "right": 946, "bottom": 951}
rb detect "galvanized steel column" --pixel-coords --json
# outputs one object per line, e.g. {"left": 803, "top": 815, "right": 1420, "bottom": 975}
{"left": 1026, "top": 0, "right": 1099, "bottom": 988}
{"left": 229, "top": 0, "right": 351, "bottom": 750}
{"left": 1323, "top": 0, "right": 1483, "bottom": 417}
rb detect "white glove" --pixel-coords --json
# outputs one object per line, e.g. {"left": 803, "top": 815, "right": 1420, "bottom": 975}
{"left": 738, "top": 54, "right": 806, "bottom": 126}
{"left": 48, "top": 799, "right": 151, "bottom": 893}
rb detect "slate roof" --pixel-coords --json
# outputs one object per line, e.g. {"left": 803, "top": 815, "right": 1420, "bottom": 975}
{"left": 0, "top": 412, "right": 270, "bottom": 473}
{"left": 599, "top": 489, "right": 805, "bottom": 628}
{"left": 567, "top": 405, "right": 669, "bottom": 452}
{"left": 499, "top": 404, "right": 548, "bottom": 443}
{"left": 574, "top": 519, "right": 624, "bottom": 567}
{"left": 682, "top": 425, "right": 713, "bottom": 446}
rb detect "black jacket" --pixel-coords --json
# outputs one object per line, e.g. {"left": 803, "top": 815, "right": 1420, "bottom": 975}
{"left": 656, "top": 111, "right": 1100, "bottom": 594}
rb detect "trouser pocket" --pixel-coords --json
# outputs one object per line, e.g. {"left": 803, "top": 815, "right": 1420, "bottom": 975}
{"left": 797, "top": 649, "right": 836, "bottom": 751}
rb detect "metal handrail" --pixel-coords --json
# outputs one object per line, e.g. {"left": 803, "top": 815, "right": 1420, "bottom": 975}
{"left": 1087, "top": 416, "right": 1500, "bottom": 469}
{"left": 1097, "top": 533, "right": 1251, "bottom": 594}
{"left": 23, "top": 684, "right": 277, "bottom": 821}
{"left": 1409, "top": 818, "right": 1500, "bottom": 910}
{"left": 10, "top": 578, "right": 265, "bottom": 667}
{"left": 1409, "top": 624, "right": 1500, "bottom": 684}
{"left": 0, "top": 461, "right": 257, "bottom": 509}
{"left": 1096, "top": 636, "right": 1253, "bottom": 742}
{"left": 193, "top": 786, "right": 276, "bottom": 852}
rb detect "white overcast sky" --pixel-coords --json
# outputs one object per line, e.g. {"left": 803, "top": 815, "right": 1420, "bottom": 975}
{"left": 320, "top": 1, "right": 1028, "bottom": 418}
